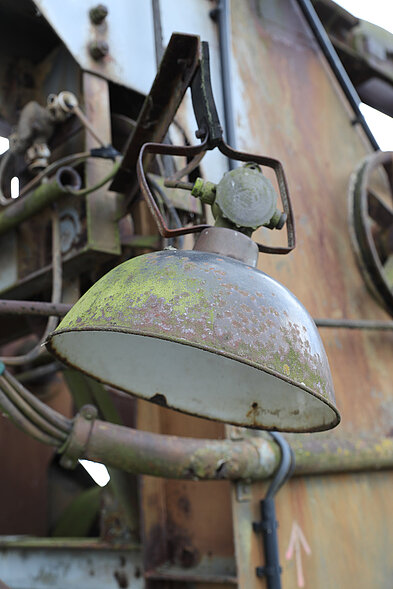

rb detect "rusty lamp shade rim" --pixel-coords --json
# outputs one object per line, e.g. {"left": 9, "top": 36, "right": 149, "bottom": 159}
{"left": 47, "top": 325, "right": 340, "bottom": 433}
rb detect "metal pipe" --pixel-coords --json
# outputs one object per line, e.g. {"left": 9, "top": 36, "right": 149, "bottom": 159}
{"left": 2, "top": 300, "right": 393, "bottom": 332}
{"left": 296, "top": 0, "right": 379, "bottom": 151}
{"left": 213, "top": 0, "right": 237, "bottom": 169}
{"left": 290, "top": 432, "right": 393, "bottom": 475}
{"left": 315, "top": 318, "right": 393, "bottom": 330}
{"left": 2, "top": 298, "right": 393, "bottom": 335}
{"left": 0, "top": 166, "right": 81, "bottom": 236}
{"left": 0, "top": 300, "right": 71, "bottom": 317}
{"left": 84, "top": 420, "right": 279, "bottom": 481}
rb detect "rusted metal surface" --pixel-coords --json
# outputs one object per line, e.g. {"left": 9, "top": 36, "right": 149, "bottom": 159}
{"left": 47, "top": 249, "right": 339, "bottom": 431}
{"left": 233, "top": 471, "right": 393, "bottom": 588}
{"left": 83, "top": 73, "right": 120, "bottom": 256}
{"left": 290, "top": 431, "right": 393, "bottom": 474}
{"left": 81, "top": 420, "right": 279, "bottom": 481}
{"left": 33, "top": 0, "right": 156, "bottom": 96}
{"left": 228, "top": 0, "right": 393, "bottom": 586}
{"left": 314, "top": 0, "right": 393, "bottom": 118}
{"left": 111, "top": 33, "right": 201, "bottom": 194}
{"left": 0, "top": 543, "right": 143, "bottom": 589}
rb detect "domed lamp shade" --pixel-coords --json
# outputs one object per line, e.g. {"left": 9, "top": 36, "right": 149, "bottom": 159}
{"left": 46, "top": 228, "right": 340, "bottom": 432}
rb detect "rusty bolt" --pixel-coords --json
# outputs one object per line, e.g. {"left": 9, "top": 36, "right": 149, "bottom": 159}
{"left": 89, "top": 4, "right": 108, "bottom": 25}
{"left": 89, "top": 40, "right": 109, "bottom": 60}
{"left": 81, "top": 404, "right": 97, "bottom": 421}
{"left": 195, "top": 128, "right": 206, "bottom": 140}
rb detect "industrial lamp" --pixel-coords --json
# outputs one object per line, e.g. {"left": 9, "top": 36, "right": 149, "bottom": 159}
{"left": 46, "top": 151, "right": 339, "bottom": 432}
{"left": 46, "top": 38, "right": 340, "bottom": 433}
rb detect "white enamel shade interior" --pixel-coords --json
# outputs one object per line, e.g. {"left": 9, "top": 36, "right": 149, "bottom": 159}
{"left": 51, "top": 331, "right": 339, "bottom": 432}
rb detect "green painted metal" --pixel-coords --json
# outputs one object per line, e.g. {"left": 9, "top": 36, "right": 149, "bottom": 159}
{"left": 0, "top": 178, "right": 73, "bottom": 237}
{"left": 51, "top": 486, "right": 101, "bottom": 538}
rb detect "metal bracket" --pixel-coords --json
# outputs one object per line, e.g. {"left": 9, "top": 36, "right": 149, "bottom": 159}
{"left": 190, "top": 41, "right": 223, "bottom": 149}
{"left": 133, "top": 36, "right": 295, "bottom": 253}
{"left": 59, "top": 404, "right": 98, "bottom": 470}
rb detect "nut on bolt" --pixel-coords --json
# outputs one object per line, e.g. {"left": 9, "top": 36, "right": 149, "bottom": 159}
{"left": 89, "top": 40, "right": 109, "bottom": 60}
{"left": 89, "top": 4, "right": 108, "bottom": 25}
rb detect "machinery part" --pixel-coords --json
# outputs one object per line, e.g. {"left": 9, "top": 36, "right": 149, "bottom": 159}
{"left": 0, "top": 300, "right": 71, "bottom": 317}
{"left": 190, "top": 163, "right": 287, "bottom": 233}
{"left": 0, "top": 166, "right": 81, "bottom": 237}
{"left": 296, "top": 0, "right": 379, "bottom": 151}
{"left": 349, "top": 150, "right": 393, "bottom": 315}
{"left": 136, "top": 39, "right": 294, "bottom": 253}
{"left": 59, "top": 207, "right": 82, "bottom": 253}
{"left": 138, "top": 140, "right": 295, "bottom": 254}
{"left": 110, "top": 33, "right": 201, "bottom": 194}
{"left": 314, "top": 317, "right": 393, "bottom": 330}
{"left": 9, "top": 101, "right": 54, "bottom": 157}
{"left": 67, "top": 413, "right": 280, "bottom": 481}
{"left": 0, "top": 208, "right": 62, "bottom": 366}
{"left": 50, "top": 91, "right": 107, "bottom": 147}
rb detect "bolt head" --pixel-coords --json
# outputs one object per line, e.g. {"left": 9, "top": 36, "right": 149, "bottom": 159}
{"left": 89, "top": 40, "right": 109, "bottom": 60}
{"left": 89, "top": 4, "right": 108, "bottom": 25}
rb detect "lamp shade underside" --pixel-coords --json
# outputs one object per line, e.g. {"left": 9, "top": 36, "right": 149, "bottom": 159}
{"left": 46, "top": 249, "right": 340, "bottom": 432}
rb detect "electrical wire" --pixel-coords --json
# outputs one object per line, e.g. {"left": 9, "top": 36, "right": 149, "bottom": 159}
{"left": 0, "top": 373, "right": 65, "bottom": 442}
{"left": 265, "top": 432, "right": 295, "bottom": 500}
{"left": 3, "top": 369, "right": 71, "bottom": 434}
{"left": 0, "top": 207, "right": 62, "bottom": 365}
{"left": 0, "top": 358, "right": 72, "bottom": 449}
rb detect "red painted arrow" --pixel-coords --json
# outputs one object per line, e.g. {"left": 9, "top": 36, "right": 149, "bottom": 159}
{"left": 285, "top": 521, "right": 311, "bottom": 587}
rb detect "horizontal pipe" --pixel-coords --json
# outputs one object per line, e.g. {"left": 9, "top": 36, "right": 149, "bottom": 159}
{"left": 290, "top": 432, "right": 393, "bottom": 475}
{"left": 315, "top": 318, "right": 393, "bottom": 330}
{"left": 2, "top": 300, "right": 393, "bottom": 332}
{"left": 0, "top": 300, "right": 71, "bottom": 317}
{"left": 0, "top": 167, "right": 81, "bottom": 236}
{"left": 84, "top": 420, "right": 280, "bottom": 481}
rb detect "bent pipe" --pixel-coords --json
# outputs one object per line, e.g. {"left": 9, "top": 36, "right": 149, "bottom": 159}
{"left": 67, "top": 413, "right": 280, "bottom": 481}
{"left": 0, "top": 166, "right": 81, "bottom": 236}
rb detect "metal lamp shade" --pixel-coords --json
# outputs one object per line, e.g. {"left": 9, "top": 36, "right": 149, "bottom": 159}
{"left": 46, "top": 250, "right": 340, "bottom": 432}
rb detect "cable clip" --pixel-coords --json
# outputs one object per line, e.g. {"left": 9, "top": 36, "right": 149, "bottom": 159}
{"left": 59, "top": 404, "right": 97, "bottom": 470}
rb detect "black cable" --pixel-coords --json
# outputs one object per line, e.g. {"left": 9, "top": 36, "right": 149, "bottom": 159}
{"left": 254, "top": 433, "right": 295, "bottom": 588}
{"left": 296, "top": 0, "right": 379, "bottom": 151}
{"left": 265, "top": 432, "right": 295, "bottom": 500}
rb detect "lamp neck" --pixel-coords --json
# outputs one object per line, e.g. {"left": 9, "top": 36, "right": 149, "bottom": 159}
{"left": 193, "top": 227, "right": 259, "bottom": 266}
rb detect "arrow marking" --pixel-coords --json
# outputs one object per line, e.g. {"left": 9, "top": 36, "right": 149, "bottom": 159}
{"left": 285, "top": 521, "right": 311, "bottom": 587}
